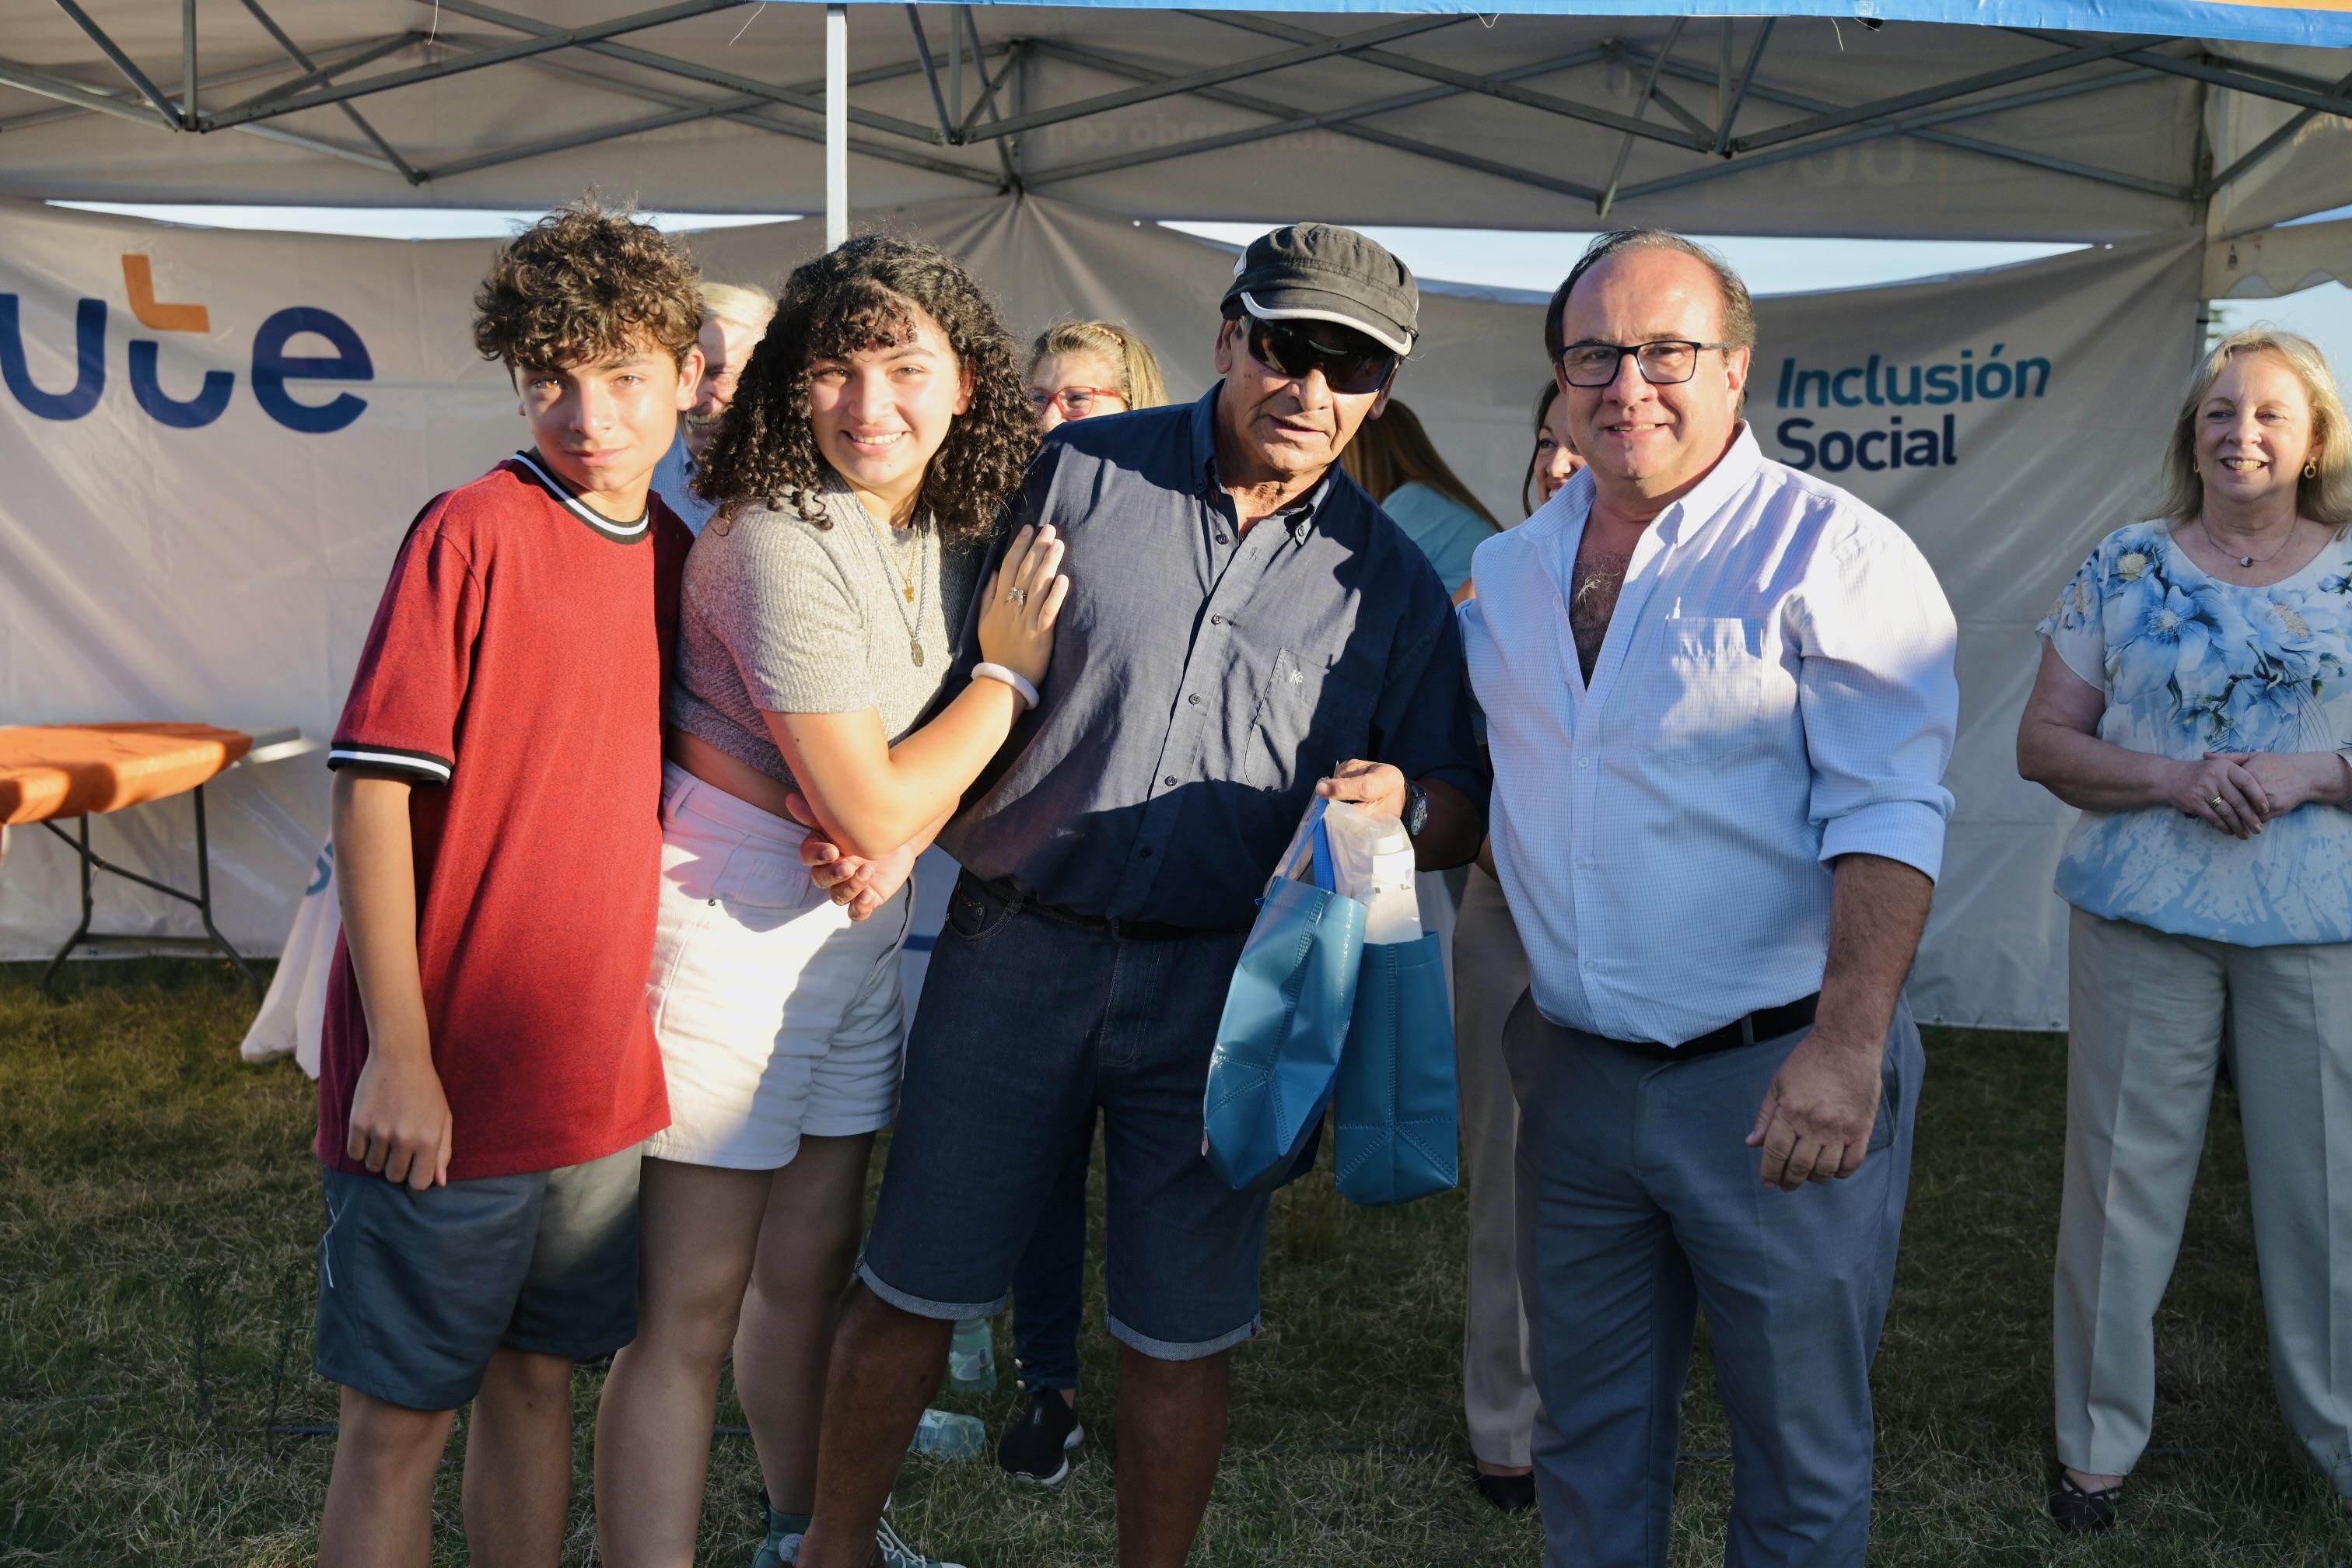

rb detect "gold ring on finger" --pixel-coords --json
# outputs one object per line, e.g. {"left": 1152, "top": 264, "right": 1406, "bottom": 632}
{"left": 2209, "top": 795, "right": 2227, "bottom": 810}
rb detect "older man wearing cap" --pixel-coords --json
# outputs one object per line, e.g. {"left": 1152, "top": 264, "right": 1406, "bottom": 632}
{"left": 795, "top": 225, "right": 1487, "bottom": 1568}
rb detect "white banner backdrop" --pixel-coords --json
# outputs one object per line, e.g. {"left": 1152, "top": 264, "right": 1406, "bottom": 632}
{"left": 0, "top": 196, "right": 2202, "bottom": 1027}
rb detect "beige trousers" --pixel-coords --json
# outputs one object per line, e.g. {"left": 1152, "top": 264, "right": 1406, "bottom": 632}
{"left": 1452, "top": 865, "right": 1540, "bottom": 1469}
{"left": 2055, "top": 908, "right": 2352, "bottom": 1497}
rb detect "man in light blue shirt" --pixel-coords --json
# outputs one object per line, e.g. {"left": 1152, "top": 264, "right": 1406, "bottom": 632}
{"left": 650, "top": 281, "right": 775, "bottom": 535}
{"left": 1461, "top": 229, "right": 1958, "bottom": 1567}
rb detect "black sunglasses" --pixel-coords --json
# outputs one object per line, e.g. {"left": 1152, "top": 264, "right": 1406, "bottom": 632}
{"left": 1242, "top": 314, "right": 1398, "bottom": 396}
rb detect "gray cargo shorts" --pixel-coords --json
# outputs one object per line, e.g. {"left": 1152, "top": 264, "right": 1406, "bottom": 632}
{"left": 313, "top": 1142, "right": 642, "bottom": 1412}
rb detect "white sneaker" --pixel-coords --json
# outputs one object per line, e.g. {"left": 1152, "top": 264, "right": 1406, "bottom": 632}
{"left": 874, "top": 1514, "right": 967, "bottom": 1568}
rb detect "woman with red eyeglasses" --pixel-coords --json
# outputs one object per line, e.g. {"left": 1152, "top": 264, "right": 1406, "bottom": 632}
{"left": 987, "top": 315, "right": 1171, "bottom": 1488}
{"left": 1025, "top": 319, "right": 1170, "bottom": 435}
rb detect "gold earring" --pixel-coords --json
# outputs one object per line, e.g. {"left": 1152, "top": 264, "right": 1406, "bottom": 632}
{"left": 2192, "top": 459, "right": 2200, "bottom": 474}
{"left": 2305, "top": 460, "right": 2319, "bottom": 479}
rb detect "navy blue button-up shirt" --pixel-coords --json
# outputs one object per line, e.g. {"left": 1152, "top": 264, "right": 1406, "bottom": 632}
{"left": 937, "top": 387, "right": 1487, "bottom": 930}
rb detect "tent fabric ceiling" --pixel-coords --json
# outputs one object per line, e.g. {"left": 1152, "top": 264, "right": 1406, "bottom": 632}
{"left": 0, "top": 2, "right": 2347, "bottom": 242}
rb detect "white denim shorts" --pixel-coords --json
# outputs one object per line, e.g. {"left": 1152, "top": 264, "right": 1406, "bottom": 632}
{"left": 642, "top": 762, "right": 913, "bottom": 1170}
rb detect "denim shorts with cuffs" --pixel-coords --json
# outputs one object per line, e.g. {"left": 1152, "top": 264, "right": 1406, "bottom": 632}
{"left": 856, "top": 872, "right": 1267, "bottom": 1360}
{"left": 314, "top": 1142, "right": 642, "bottom": 1412}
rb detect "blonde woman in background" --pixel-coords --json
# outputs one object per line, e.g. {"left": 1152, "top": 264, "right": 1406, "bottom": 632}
{"left": 991, "top": 317, "right": 1174, "bottom": 1487}
{"left": 651, "top": 281, "right": 779, "bottom": 536}
{"left": 2020, "top": 327, "right": 2352, "bottom": 1534}
{"left": 1025, "top": 317, "right": 1169, "bottom": 434}
{"left": 1342, "top": 398, "right": 1500, "bottom": 598}
{"left": 1440, "top": 380, "right": 1573, "bottom": 1516}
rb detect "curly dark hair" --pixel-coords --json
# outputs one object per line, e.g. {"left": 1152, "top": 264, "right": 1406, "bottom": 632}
{"left": 471, "top": 197, "right": 702, "bottom": 372}
{"left": 694, "top": 235, "right": 1036, "bottom": 543}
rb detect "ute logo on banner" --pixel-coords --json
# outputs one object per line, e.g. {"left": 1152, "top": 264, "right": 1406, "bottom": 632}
{"left": 0, "top": 254, "right": 373, "bottom": 433}
{"left": 1767, "top": 341, "right": 2053, "bottom": 475}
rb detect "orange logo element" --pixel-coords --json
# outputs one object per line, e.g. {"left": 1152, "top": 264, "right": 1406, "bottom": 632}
{"left": 121, "top": 254, "right": 208, "bottom": 334}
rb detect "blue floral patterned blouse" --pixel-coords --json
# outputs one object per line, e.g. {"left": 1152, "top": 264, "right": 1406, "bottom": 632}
{"left": 2039, "top": 520, "right": 2352, "bottom": 945}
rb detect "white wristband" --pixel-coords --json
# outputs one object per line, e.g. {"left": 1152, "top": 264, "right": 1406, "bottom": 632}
{"left": 972, "top": 662, "right": 1040, "bottom": 712}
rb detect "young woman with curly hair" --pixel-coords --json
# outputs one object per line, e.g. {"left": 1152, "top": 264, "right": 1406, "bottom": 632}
{"left": 596, "top": 236, "right": 1066, "bottom": 1568}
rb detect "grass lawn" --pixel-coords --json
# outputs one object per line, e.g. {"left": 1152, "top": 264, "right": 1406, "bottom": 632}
{"left": 2, "top": 957, "right": 2346, "bottom": 1566}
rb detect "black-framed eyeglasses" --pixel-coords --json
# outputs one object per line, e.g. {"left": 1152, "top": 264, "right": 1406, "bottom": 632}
{"left": 1558, "top": 339, "right": 1732, "bottom": 388}
{"left": 1243, "top": 313, "right": 1398, "bottom": 396}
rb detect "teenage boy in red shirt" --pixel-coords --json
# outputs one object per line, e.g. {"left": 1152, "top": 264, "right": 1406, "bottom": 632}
{"left": 313, "top": 201, "right": 702, "bottom": 1568}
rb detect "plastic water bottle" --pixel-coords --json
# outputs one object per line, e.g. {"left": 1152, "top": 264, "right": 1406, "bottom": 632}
{"left": 909, "top": 1407, "right": 985, "bottom": 1461}
{"left": 1361, "top": 829, "right": 1423, "bottom": 946}
{"left": 947, "top": 1317, "right": 997, "bottom": 1394}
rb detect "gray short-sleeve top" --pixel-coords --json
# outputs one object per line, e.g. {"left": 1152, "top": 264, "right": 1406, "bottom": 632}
{"left": 667, "top": 477, "right": 978, "bottom": 791}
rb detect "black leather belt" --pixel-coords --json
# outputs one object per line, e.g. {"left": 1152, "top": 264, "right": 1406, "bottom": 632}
{"left": 971, "top": 874, "right": 1230, "bottom": 943}
{"left": 1604, "top": 993, "right": 1821, "bottom": 1062}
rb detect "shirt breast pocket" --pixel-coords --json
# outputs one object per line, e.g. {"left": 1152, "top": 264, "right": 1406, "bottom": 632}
{"left": 1638, "top": 616, "right": 1771, "bottom": 765}
{"left": 1244, "top": 646, "right": 1379, "bottom": 792}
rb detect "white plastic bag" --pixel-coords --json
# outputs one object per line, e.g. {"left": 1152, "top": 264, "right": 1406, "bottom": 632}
{"left": 238, "top": 840, "right": 340, "bottom": 1079}
{"left": 1316, "top": 800, "right": 1423, "bottom": 947}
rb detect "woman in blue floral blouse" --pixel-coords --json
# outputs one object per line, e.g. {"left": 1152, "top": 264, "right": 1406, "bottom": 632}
{"left": 2019, "top": 328, "right": 2352, "bottom": 1534}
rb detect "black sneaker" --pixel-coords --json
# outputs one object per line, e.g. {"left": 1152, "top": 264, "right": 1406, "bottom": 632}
{"left": 1473, "top": 1468, "right": 1538, "bottom": 1514}
{"left": 997, "top": 1385, "right": 1083, "bottom": 1486}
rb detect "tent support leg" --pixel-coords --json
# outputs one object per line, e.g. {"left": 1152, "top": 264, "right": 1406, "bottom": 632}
{"left": 182, "top": 0, "right": 197, "bottom": 128}
{"left": 827, "top": 3, "right": 847, "bottom": 248}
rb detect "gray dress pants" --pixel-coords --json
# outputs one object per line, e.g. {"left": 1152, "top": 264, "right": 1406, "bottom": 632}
{"left": 2054, "top": 908, "right": 2352, "bottom": 1498}
{"left": 1503, "top": 993, "right": 1923, "bottom": 1568}
{"left": 1452, "top": 866, "right": 1540, "bottom": 1469}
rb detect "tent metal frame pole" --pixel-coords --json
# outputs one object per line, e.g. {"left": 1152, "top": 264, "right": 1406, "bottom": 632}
{"left": 826, "top": 3, "right": 847, "bottom": 247}
{"left": 239, "top": 0, "right": 425, "bottom": 184}
{"left": 1598, "top": 18, "right": 1685, "bottom": 217}
{"left": 1023, "top": 37, "right": 1603, "bottom": 202}
{"left": 424, "top": 0, "right": 940, "bottom": 144}
{"left": 959, "top": 14, "right": 1468, "bottom": 145}
{"left": 1731, "top": 35, "right": 2149, "bottom": 154}
{"left": 233, "top": 117, "right": 414, "bottom": 176}
{"left": 181, "top": 0, "right": 196, "bottom": 128}
{"left": 941, "top": 16, "right": 1021, "bottom": 187}
{"left": 956, "top": 12, "right": 1017, "bottom": 141}
{"left": 520, "top": 51, "right": 1003, "bottom": 186}
{"left": 1715, "top": 19, "right": 1774, "bottom": 156}
{"left": 201, "top": 0, "right": 752, "bottom": 130}
{"left": 1190, "top": 11, "right": 1713, "bottom": 152}
{"left": 1598, "top": 45, "right": 1713, "bottom": 140}
{"left": 2004, "top": 29, "right": 2352, "bottom": 119}
{"left": 0, "top": 34, "right": 408, "bottom": 132}
{"left": 233, "top": 30, "right": 420, "bottom": 113}
{"left": 0, "top": 54, "right": 194, "bottom": 128}
{"left": 905, "top": 5, "right": 955, "bottom": 142}
{"left": 1629, "top": 47, "right": 2183, "bottom": 201}
{"left": 1034, "top": 43, "right": 1618, "bottom": 187}
{"left": 2102, "top": 48, "right": 2352, "bottom": 120}
{"left": 1619, "top": 62, "right": 2183, "bottom": 203}
{"left": 2202, "top": 63, "right": 2352, "bottom": 197}
{"left": 51, "top": 0, "right": 182, "bottom": 128}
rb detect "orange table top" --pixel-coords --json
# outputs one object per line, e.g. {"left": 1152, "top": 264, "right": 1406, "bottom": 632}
{"left": 0, "top": 723, "right": 254, "bottom": 828}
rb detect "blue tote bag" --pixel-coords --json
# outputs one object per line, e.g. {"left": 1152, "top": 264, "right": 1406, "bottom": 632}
{"left": 1203, "top": 800, "right": 1367, "bottom": 1193}
{"left": 1333, "top": 930, "right": 1459, "bottom": 1206}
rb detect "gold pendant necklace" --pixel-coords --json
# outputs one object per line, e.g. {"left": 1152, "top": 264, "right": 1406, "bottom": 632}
{"left": 858, "top": 506, "right": 929, "bottom": 667}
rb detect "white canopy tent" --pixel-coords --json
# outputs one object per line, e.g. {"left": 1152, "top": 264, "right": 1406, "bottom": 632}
{"left": 2, "top": 1, "right": 2349, "bottom": 1029}
{"left": 1, "top": 2, "right": 2348, "bottom": 254}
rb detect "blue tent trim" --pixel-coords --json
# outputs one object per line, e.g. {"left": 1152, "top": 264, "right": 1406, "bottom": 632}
{"left": 759, "top": 0, "right": 2352, "bottom": 53}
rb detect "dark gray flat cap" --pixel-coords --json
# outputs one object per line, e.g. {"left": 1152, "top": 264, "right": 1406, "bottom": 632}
{"left": 1220, "top": 222, "right": 1419, "bottom": 358}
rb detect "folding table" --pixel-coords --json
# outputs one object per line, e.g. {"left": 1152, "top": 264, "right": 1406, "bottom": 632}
{"left": 0, "top": 723, "right": 317, "bottom": 999}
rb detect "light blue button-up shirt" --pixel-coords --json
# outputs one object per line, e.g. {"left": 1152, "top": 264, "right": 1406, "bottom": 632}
{"left": 650, "top": 428, "right": 718, "bottom": 537}
{"left": 1461, "top": 427, "right": 1959, "bottom": 1045}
